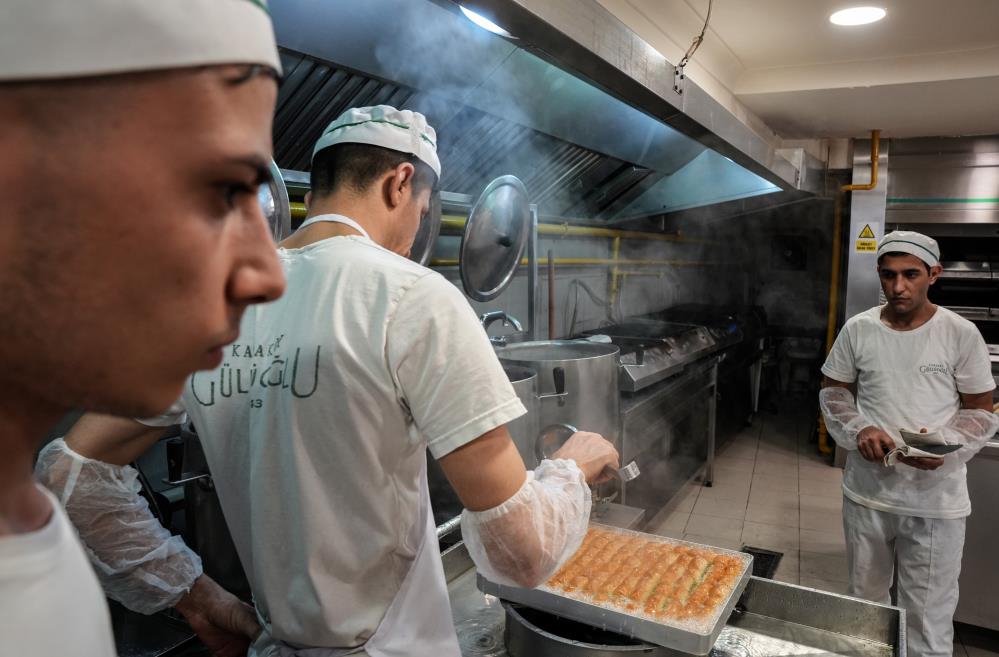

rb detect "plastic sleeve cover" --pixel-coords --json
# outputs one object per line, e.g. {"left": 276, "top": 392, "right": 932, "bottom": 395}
{"left": 818, "top": 386, "right": 873, "bottom": 451}
{"left": 460, "top": 458, "right": 591, "bottom": 588}
{"left": 34, "top": 438, "right": 203, "bottom": 614}
{"left": 939, "top": 409, "right": 999, "bottom": 465}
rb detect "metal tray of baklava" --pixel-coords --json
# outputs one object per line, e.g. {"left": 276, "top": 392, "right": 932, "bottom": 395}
{"left": 476, "top": 524, "right": 754, "bottom": 655}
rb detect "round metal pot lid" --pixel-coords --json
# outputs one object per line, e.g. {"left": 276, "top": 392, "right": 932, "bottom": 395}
{"left": 459, "top": 175, "right": 530, "bottom": 301}
{"left": 258, "top": 159, "right": 292, "bottom": 242}
{"left": 409, "top": 191, "right": 442, "bottom": 266}
{"left": 495, "top": 340, "right": 621, "bottom": 363}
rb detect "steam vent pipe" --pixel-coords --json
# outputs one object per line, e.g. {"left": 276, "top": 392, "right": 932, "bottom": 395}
{"left": 817, "top": 129, "right": 881, "bottom": 456}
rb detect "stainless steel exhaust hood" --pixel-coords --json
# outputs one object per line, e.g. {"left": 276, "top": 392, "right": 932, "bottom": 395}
{"left": 271, "top": 0, "right": 790, "bottom": 222}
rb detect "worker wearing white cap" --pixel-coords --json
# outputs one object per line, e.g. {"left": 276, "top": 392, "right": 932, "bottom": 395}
{"left": 819, "top": 230, "right": 997, "bottom": 657}
{"left": 0, "top": 2, "right": 286, "bottom": 656}
{"left": 39, "top": 106, "right": 619, "bottom": 656}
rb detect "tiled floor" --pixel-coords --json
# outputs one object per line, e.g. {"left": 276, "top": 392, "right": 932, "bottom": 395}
{"left": 649, "top": 406, "right": 848, "bottom": 592}
{"left": 648, "top": 405, "right": 999, "bottom": 657}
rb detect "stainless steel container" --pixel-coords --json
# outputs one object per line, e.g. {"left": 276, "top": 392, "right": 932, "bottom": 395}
{"left": 955, "top": 436, "right": 999, "bottom": 630}
{"left": 496, "top": 340, "right": 621, "bottom": 448}
{"left": 450, "top": 544, "right": 906, "bottom": 657}
{"left": 479, "top": 525, "right": 754, "bottom": 656}
{"left": 504, "top": 365, "right": 541, "bottom": 468}
{"left": 503, "top": 602, "right": 672, "bottom": 656}
{"left": 428, "top": 364, "right": 545, "bottom": 525}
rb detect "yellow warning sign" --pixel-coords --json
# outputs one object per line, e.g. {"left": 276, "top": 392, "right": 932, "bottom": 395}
{"left": 856, "top": 239, "right": 877, "bottom": 252}
{"left": 858, "top": 224, "right": 876, "bottom": 239}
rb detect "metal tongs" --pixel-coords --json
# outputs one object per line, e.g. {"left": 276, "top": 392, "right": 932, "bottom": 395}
{"left": 535, "top": 422, "right": 640, "bottom": 482}
{"left": 609, "top": 460, "right": 641, "bottom": 482}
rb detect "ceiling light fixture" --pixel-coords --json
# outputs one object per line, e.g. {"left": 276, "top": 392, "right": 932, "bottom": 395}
{"left": 459, "top": 6, "right": 514, "bottom": 38}
{"left": 829, "top": 6, "right": 887, "bottom": 26}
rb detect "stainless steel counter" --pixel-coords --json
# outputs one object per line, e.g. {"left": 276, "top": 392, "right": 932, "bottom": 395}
{"left": 956, "top": 437, "right": 999, "bottom": 631}
{"left": 954, "top": 354, "right": 999, "bottom": 631}
{"left": 447, "top": 545, "right": 905, "bottom": 657}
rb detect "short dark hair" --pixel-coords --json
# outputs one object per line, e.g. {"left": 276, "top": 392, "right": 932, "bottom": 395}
{"left": 878, "top": 251, "right": 931, "bottom": 274}
{"left": 310, "top": 143, "right": 438, "bottom": 197}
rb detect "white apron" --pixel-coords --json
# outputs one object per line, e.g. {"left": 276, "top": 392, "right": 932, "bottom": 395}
{"left": 249, "top": 213, "right": 462, "bottom": 657}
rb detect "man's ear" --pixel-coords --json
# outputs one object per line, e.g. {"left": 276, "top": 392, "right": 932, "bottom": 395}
{"left": 929, "top": 264, "right": 942, "bottom": 284}
{"left": 386, "top": 162, "right": 416, "bottom": 209}
{"left": 304, "top": 190, "right": 312, "bottom": 211}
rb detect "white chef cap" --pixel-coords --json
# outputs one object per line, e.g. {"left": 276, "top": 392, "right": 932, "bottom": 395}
{"left": 878, "top": 230, "right": 941, "bottom": 268}
{"left": 312, "top": 106, "right": 441, "bottom": 179}
{"left": 0, "top": 0, "right": 280, "bottom": 82}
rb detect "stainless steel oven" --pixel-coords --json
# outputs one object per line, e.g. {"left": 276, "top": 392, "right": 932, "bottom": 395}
{"left": 955, "top": 353, "right": 999, "bottom": 630}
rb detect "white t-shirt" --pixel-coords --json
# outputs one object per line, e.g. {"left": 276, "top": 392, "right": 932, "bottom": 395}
{"left": 0, "top": 487, "right": 116, "bottom": 656}
{"left": 143, "top": 234, "right": 525, "bottom": 649}
{"left": 822, "top": 305, "right": 996, "bottom": 518}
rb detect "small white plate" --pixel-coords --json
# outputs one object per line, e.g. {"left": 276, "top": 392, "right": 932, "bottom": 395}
{"left": 899, "top": 428, "right": 945, "bottom": 446}
{"left": 916, "top": 444, "right": 962, "bottom": 456}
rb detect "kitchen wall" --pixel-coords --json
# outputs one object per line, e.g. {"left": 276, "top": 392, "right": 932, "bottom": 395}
{"left": 429, "top": 197, "right": 833, "bottom": 341}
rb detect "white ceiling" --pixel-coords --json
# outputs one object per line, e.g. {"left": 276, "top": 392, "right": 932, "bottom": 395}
{"left": 598, "top": 0, "right": 999, "bottom": 138}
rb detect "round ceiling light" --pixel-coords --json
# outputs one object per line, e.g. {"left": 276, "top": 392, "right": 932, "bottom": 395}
{"left": 829, "top": 6, "right": 887, "bottom": 26}
{"left": 459, "top": 6, "right": 514, "bottom": 38}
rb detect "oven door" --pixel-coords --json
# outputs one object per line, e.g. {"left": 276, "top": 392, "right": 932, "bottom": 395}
{"left": 929, "top": 262, "right": 999, "bottom": 341}
{"left": 620, "top": 363, "right": 714, "bottom": 523}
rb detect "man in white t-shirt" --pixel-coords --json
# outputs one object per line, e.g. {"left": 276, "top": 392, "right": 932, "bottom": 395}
{"left": 0, "top": 2, "right": 288, "bottom": 656}
{"left": 38, "top": 106, "right": 619, "bottom": 657}
{"left": 820, "top": 230, "right": 998, "bottom": 657}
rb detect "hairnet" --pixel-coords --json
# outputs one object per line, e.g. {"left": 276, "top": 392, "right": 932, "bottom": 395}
{"left": 312, "top": 105, "right": 441, "bottom": 178}
{"left": 0, "top": 0, "right": 280, "bottom": 81}
{"left": 878, "top": 230, "right": 940, "bottom": 268}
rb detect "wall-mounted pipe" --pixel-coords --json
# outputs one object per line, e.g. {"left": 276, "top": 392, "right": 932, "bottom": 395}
{"left": 289, "top": 202, "right": 715, "bottom": 245}
{"left": 817, "top": 132, "right": 882, "bottom": 456}
{"left": 547, "top": 250, "right": 556, "bottom": 339}
{"left": 441, "top": 216, "right": 711, "bottom": 244}
{"left": 842, "top": 130, "right": 881, "bottom": 191}
{"left": 430, "top": 257, "right": 728, "bottom": 267}
{"left": 816, "top": 187, "right": 845, "bottom": 457}
{"left": 609, "top": 236, "right": 622, "bottom": 310}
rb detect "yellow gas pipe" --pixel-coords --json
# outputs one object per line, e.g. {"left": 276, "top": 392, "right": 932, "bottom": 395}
{"left": 428, "top": 257, "right": 725, "bottom": 268}
{"left": 841, "top": 130, "right": 881, "bottom": 192}
{"left": 816, "top": 130, "right": 881, "bottom": 456}
{"left": 291, "top": 201, "right": 727, "bottom": 330}
{"left": 290, "top": 202, "right": 715, "bottom": 245}
{"left": 609, "top": 236, "right": 622, "bottom": 310}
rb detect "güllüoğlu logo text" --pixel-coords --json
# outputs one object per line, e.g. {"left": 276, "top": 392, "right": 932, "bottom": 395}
{"left": 189, "top": 334, "right": 321, "bottom": 406}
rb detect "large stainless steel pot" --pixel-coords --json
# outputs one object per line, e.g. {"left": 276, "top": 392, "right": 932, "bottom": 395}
{"left": 428, "top": 364, "right": 546, "bottom": 526}
{"left": 503, "top": 365, "right": 541, "bottom": 468}
{"left": 495, "top": 340, "right": 620, "bottom": 449}
{"left": 503, "top": 602, "right": 670, "bottom": 656}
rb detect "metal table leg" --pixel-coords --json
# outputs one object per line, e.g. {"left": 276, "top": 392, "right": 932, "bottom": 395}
{"left": 705, "top": 358, "right": 719, "bottom": 487}
{"left": 527, "top": 204, "right": 539, "bottom": 341}
{"left": 750, "top": 362, "right": 761, "bottom": 414}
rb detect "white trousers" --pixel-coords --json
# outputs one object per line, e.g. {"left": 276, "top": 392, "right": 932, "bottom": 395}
{"left": 843, "top": 497, "right": 966, "bottom": 657}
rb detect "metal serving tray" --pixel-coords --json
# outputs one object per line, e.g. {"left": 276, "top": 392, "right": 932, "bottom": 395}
{"left": 477, "top": 524, "right": 753, "bottom": 655}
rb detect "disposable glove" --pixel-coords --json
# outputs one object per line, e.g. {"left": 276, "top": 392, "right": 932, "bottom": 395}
{"left": 819, "top": 386, "right": 873, "bottom": 451}
{"left": 35, "top": 438, "right": 202, "bottom": 614}
{"left": 461, "top": 458, "right": 590, "bottom": 588}
{"left": 938, "top": 408, "right": 999, "bottom": 465}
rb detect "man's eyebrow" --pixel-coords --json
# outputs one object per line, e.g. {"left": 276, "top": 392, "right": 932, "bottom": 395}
{"left": 223, "top": 64, "right": 281, "bottom": 86}
{"left": 229, "top": 156, "right": 273, "bottom": 185}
